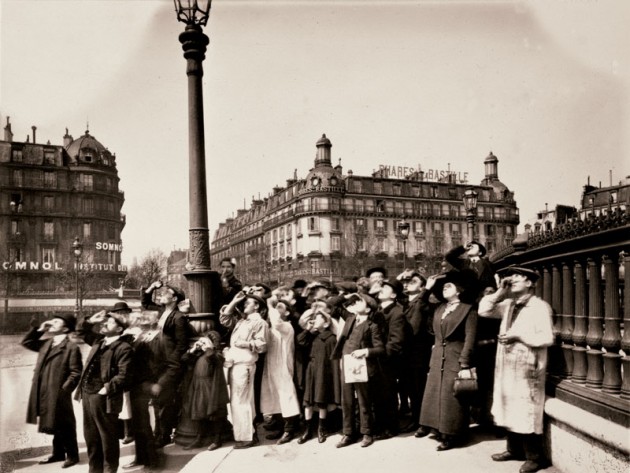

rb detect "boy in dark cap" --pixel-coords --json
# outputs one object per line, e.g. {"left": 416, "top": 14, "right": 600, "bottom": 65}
{"left": 331, "top": 293, "right": 385, "bottom": 448}
{"left": 22, "top": 314, "right": 82, "bottom": 468}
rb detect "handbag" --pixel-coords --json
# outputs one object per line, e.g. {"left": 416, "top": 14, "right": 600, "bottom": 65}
{"left": 453, "top": 367, "right": 478, "bottom": 402}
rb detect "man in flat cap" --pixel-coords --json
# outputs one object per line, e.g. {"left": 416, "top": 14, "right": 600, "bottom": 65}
{"left": 22, "top": 314, "right": 82, "bottom": 468}
{"left": 76, "top": 311, "right": 133, "bottom": 473}
{"left": 478, "top": 266, "right": 554, "bottom": 473}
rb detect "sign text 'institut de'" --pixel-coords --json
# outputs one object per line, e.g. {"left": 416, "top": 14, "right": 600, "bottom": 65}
{"left": 211, "top": 134, "right": 520, "bottom": 283}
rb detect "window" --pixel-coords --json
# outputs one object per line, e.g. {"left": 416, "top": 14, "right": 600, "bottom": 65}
{"left": 11, "top": 220, "right": 20, "bottom": 235}
{"left": 13, "top": 170, "right": 23, "bottom": 186}
{"left": 355, "top": 199, "right": 364, "bottom": 212}
{"left": 450, "top": 205, "right": 460, "bottom": 217}
{"left": 308, "top": 217, "right": 319, "bottom": 232}
{"left": 355, "top": 218, "right": 365, "bottom": 231}
{"left": 393, "top": 184, "right": 402, "bottom": 196}
{"left": 431, "top": 186, "right": 438, "bottom": 198}
{"left": 44, "top": 151, "right": 55, "bottom": 165}
{"left": 376, "top": 199, "right": 385, "bottom": 212}
{"left": 12, "top": 149, "right": 23, "bottom": 162}
{"left": 377, "top": 238, "right": 386, "bottom": 253}
{"left": 414, "top": 221, "right": 425, "bottom": 235}
{"left": 272, "top": 229, "right": 277, "bottom": 242}
{"left": 42, "top": 248, "right": 56, "bottom": 264}
{"left": 83, "top": 222, "right": 92, "bottom": 239}
{"left": 374, "top": 182, "right": 382, "bottom": 194}
{"left": 433, "top": 222, "right": 443, "bottom": 235}
{"left": 451, "top": 223, "right": 461, "bottom": 236}
{"left": 331, "top": 217, "right": 340, "bottom": 232}
{"left": 286, "top": 223, "right": 292, "bottom": 238}
{"left": 44, "top": 196, "right": 54, "bottom": 210}
{"left": 80, "top": 174, "right": 93, "bottom": 191}
{"left": 84, "top": 154, "right": 93, "bottom": 163}
{"left": 279, "top": 242, "right": 285, "bottom": 257}
{"left": 279, "top": 226, "right": 285, "bottom": 240}
{"left": 353, "top": 180, "right": 362, "bottom": 192}
{"left": 486, "top": 224, "right": 496, "bottom": 236}
{"left": 404, "top": 201, "right": 413, "bottom": 214}
{"left": 44, "top": 221, "right": 54, "bottom": 239}
{"left": 44, "top": 171, "right": 56, "bottom": 188}
{"left": 331, "top": 235, "right": 341, "bottom": 251}
{"left": 375, "top": 219, "right": 386, "bottom": 233}
{"left": 9, "top": 247, "right": 23, "bottom": 262}
{"left": 286, "top": 240, "right": 292, "bottom": 256}
{"left": 412, "top": 186, "right": 420, "bottom": 197}
{"left": 83, "top": 198, "right": 94, "bottom": 213}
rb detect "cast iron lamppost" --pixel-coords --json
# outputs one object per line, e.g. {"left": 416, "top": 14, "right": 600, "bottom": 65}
{"left": 397, "top": 217, "right": 410, "bottom": 271}
{"left": 463, "top": 187, "right": 479, "bottom": 241}
{"left": 173, "top": 0, "right": 221, "bottom": 330}
{"left": 72, "top": 237, "right": 83, "bottom": 317}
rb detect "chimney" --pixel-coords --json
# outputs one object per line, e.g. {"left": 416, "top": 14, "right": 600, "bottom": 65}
{"left": 63, "top": 127, "right": 73, "bottom": 147}
{"left": 31, "top": 126, "right": 37, "bottom": 144}
{"left": 4, "top": 116, "right": 13, "bottom": 141}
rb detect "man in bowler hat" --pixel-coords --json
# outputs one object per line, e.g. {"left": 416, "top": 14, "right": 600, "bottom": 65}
{"left": 22, "top": 314, "right": 82, "bottom": 468}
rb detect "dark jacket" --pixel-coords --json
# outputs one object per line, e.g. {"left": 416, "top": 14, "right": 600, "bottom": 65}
{"left": 420, "top": 302, "right": 477, "bottom": 436}
{"left": 298, "top": 329, "right": 341, "bottom": 406}
{"left": 331, "top": 313, "right": 385, "bottom": 377}
{"left": 402, "top": 290, "right": 435, "bottom": 367}
{"left": 23, "top": 329, "right": 82, "bottom": 433}
{"left": 445, "top": 246, "right": 496, "bottom": 296}
{"left": 75, "top": 337, "right": 134, "bottom": 415}
{"left": 378, "top": 302, "right": 406, "bottom": 358}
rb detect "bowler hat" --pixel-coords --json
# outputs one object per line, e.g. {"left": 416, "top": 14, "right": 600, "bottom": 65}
{"left": 53, "top": 313, "right": 77, "bottom": 332}
{"left": 382, "top": 279, "right": 404, "bottom": 299}
{"left": 107, "top": 312, "right": 129, "bottom": 330}
{"left": 111, "top": 301, "right": 131, "bottom": 313}
{"left": 468, "top": 240, "right": 487, "bottom": 258}
{"left": 497, "top": 266, "right": 540, "bottom": 283}
{"left": 366, "top": 267, "right": 388, "bottom": 279}
{"left": 292, "top": 279, "right": 308, "bottom": 290}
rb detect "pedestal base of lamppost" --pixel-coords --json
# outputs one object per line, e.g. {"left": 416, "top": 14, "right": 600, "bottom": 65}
{"left": 183, "top": 269, "right": 223, "bottom": 334}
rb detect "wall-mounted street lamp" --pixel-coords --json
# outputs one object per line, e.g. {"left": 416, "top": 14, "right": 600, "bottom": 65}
{"left": 463, "top": 188, "right": 479, "bottom": 240}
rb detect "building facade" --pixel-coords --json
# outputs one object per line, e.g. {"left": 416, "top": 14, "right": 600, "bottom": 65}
{"left": 211, "top": 134, "right": 519, "bottom": 285}
{"left": 1, "top": 118, "right": 126, "bottom": 300}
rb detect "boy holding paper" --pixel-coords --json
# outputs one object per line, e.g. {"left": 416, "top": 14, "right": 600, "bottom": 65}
{"left": 331, "top": 293, "right": 385, "bottom": 448}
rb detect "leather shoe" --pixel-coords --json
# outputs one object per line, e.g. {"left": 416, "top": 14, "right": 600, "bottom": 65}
{"left": 122, "top": 461, "right": 139, "bottom": 469}
{"left": 519, "top": 460, "right": 551, "bottom": 473}
{"left": 400, "top": 423, "right": 419, "bottom": 434}
{"left": 62, "top": 459, "right": 79, "bottom": 468}
{"left": 39, "top": 456, "right": 64, "bottom": 465}
{"left": 277, "top": 432, "right": 294, "bottom": 445}
{"left": 375, "top": 430, "right": 394, "bottom": 440}
{"left": 492, "top": 451, "right": 524, "bottom": 462}
{"left": 414, "top": 427, "right": 429, "bottom": 438}
{"left": 360, "top": 435, "right": 374, "bottom": 448}
{"left": 436, "top": 441, "right": 453, "bottom": 451}
{"left": 207, "top": 442, "right": 222, "bottom": 451}
{"left": 336, "top": 435, "right": 355, "bottom": 448}
{"left": 233, "top": 438, "right": 259, "bottom": 449}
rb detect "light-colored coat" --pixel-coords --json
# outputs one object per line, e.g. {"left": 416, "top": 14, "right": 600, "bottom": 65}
{"left": 478, "top": 293, "right": 554, "bottom": 434}
{"left": 260, "top": 307, "right": 300, "bottom": 418}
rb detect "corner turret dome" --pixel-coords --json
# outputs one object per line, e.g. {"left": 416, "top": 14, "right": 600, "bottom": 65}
{"left": 65, "top": 129, "right": 114, "bottom": 165}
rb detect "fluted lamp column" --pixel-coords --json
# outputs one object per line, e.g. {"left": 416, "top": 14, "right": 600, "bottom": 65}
{"left": 174, "top": 0, "right": 222, "bottom": 335}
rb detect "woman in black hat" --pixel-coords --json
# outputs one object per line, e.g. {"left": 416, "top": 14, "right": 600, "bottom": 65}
{"left": 416, "top": 270, "right": 478, "bottom": 451}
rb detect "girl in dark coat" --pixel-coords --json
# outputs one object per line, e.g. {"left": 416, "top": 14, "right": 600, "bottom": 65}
{"left": 182, "top": 331, "right": 229, "bottom": 451}
{"left": 418, "top": 271, "right": 478, "bottom": 451}
{"left": 296, "top": 309, "right": 340, "bottom": 444}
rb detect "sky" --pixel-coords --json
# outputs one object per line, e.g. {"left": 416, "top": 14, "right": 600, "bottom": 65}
{"left": 1, "top": 0, "right": 628, "bottom": 266}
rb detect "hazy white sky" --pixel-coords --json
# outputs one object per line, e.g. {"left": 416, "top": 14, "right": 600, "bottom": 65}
{"left": 1, "top": 0, "right": 628, "bottom": 265}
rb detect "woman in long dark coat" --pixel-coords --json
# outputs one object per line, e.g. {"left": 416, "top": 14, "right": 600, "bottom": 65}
{"left": 418, "top": 271, "right": 478, "bottom": 451}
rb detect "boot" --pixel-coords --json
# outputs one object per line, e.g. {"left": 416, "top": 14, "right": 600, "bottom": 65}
{"left": 317, "top": 418, "right": 327, "bottom": 443}
{"left": 297, "top": 419, "right": 315, "bottom": 444}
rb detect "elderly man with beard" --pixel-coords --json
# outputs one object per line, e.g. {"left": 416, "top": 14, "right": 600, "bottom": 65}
{"left": 220, "top": 291, "right": 268, "bottom": 449}
{"left": 478, "top": 266, "right": 554, "bottom": 473}
{"left": 76, "top": 311, "right": 133, "bottom": 473}
{"left": 23, "top": 314, "right": 82, "bottom": 469}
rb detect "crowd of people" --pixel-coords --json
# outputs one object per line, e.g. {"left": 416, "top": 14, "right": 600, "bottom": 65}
{"left": 21, "top": 241, "right": 555, "bottom": 473}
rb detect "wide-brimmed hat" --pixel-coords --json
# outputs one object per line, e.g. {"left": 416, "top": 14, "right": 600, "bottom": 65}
{"left": 53, "top": 313, "right": 77, "bottom": 332}
{"left": 366, "top": 267, "right": 388, "bottom": 279}
{"left": 497, "top": 266, "right": 540, "bottom": 283}
{"left": 432, "top": 269, "right": 480, "bottom": 304}
{"left": 110, "top": 301, "right": 131, "bottom": 313}
{"left": 245, "top": 294, "right": 268, "bottom": 310}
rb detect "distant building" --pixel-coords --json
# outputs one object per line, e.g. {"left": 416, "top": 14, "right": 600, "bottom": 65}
{"left": 211, "top": 134, "right": 519, "bottom": 285}
{"left": 166, "top": 249, "right": 188, "bottom": 289}
{"left": 580, "top": 176, "right": 629, "bottom": 217}
{"left": 524, "top": 204, "right": 578, "bottom": 235}
{"left": 1, "top": 117, "right": 126, "bottom": 328}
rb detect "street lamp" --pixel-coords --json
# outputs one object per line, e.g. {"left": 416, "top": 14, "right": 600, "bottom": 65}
{"left": 397, "top": 218, "right": 411, "bottom": 271}
{"left": 463, "top": 187, "right": 479, "bottom": 240}
{"left": 173, "top": 0, "right": 222, "bottom": 326}
{"left": 71, "top": 237, "right": 83, "bottom": 317}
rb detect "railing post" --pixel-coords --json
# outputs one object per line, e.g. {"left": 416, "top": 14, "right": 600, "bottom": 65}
{"left": 620, "top": 251, "right": 630, "bottom": 400}
{"left": 601, "top": 254, "right": 621, "bottom": 394}
{"left": 585, "top": 257, "right": 604, "bottom": 389}
{"left": 535, "top": 264, "right": 544, "bottom": 299}
{"left": 561, "top": 261, "right": 575, "bottom": 378}
{"left": 572, "top": 259, "right": 588, "bottom": 384}
{"left": 543, "top": 266, "right": 552, "bottom": 306}
{"left": 549, "top": 263, "right": 564, "bottom": 376}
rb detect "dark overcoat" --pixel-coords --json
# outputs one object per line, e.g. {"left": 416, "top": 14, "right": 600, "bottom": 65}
{"left": 420, "top": 302, "right": 477, "bottom": 436}
{"left": 403, "top": 292, "right": 435, "bottom": 368}
{"left": 299, "top": 329, "right": 341, "bottom": 406}
{"left": 23, "top": 329, "right": 82, "bottom": 433}
{"left": 331, "top": 313, "right": 385, "bottom": 377}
